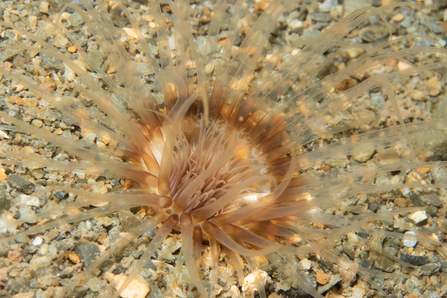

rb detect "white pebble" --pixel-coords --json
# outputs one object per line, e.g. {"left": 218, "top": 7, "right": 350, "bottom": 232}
{"left": 19, "top": 194, "right": 42, "bottom": 208}
{"left": 300, "top": 259, "right": 312, "bottom": 270}
{"left": 64, "top": 64, "right": 76, "bottom": 82}
{"left": 105, "top": 273, "right": 150, "bottom": 298}
{"left": 32, "top": 236, "right": 43, "bottom": 246}
{"left": 39, "top": 1, "right": 49, "bottom": 13}
{"left": 288, "top": 19, "right": 303, "bottom": 30}
{"left": 409, "top": 210, "right": 427, "bottom": 224}
{"left": 242, "top": 270, "right": 268, "bottom": 293}
{"left": 403, "top": 231, "right": 418, "bottom": 247}
{"left": 75, "top": 172, "right": 85, "bottom": 179}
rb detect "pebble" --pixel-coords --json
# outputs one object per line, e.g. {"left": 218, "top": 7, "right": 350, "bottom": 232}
{"left": 351, "top": 149, "right": 375, "bottom": 163}
{"left": 29, "top": 15, "right": 38, "bottom": 29}
{"left": 18, "top": 206, "right": 37, "bottom": 224}
{"left": 288, "top": 19, "right": 303, "bottom": 30}
{"left": 392, "top": 13, "right": 405, "bottom": 22}
{"left": 30, "top": 256, "right": 51, "bottom": 269}
{"left": 421, "top": 19, "right": 444, "bottom": 34}
{"left": 0, "top": 189, "right": 11, "bottom": 211}
{"left": 302, "top": 29, "right": 321, "bottom": 38}
{"left": 316, "top": 272, "right": 331, "bottom": 285}
{"left": 406, "top": 18, "right": 418, "bottom": 30}
{"left": 342, "top": 0, "right": 372, "bottom": 17}
{"left": 427, "top": 77, "right": 441, "bottom": 96}
{"left": 134, "top": 62, "right": 155, "bottom": 76}
{"left": 8, "top": 250, "right": 22, "bottom": 263}
{"left": 19, "top": 194, "right": 42, "bottom": 208}
{"left": 300, "top": 259, "right": 312, "bottom": 270}
{"left": 157, "top": 237, "right": 181, "bottom": 262}
{"left": 105, "top": 273, "right": 150, "bottom": 298}
{"left": 397, "top": 61, "right": 411, "bottom": 71}
{"left": 69, "top": 12, "right": 84, "bottom": 26}
{"left": 7, "top": 174, "right": 35, "bottom": 194}
{"left": 311, "top": 12, "right": 332, "bottom": 23}
{"left": 83, "top": 132, "right": 97, "bottom": 143}
{"left": 69, "top": 251, "right": 81, "bottom": 264}
{"left": 407, "top": 191, "right": 425, "bottom": 207}
{"left": 74, "top": 242, "right": 100, "bottom": 267}
{"left": 253, "top": 1, "right": 268, "bottom": 11}
{"left": 324, "top": 158, "right": 347, "bottom": 168}
{"left": 319, "top": 0, "right": 337, "bottom": 12}
{"left": 372, "top": 149, "right": 400, "bottom": 165}
{"left": 403, "top": 231, "right": 418, "bottom": 247}
{"left": 65, "top": 64, "right": 76, "bottom": 82}
{"left": 359, "top": 24, "right": 388, "bottom": 42}
{"left": 253, "top": 255, "right": 269, "bottom": 267}
{"left": 408, "top": 210, "right": 428, "bottom": 224}
{"left": 318, "top": 274, "right": 341, "bottom": 293}
{"left": 438, "top": 218, "right": 447, "bottom": 234}
{"left": 86, "top": 276, "right": 104, "bottom": 293}
{"left": 406, "top": 277, "right": 417, "bottom": 293}
{"left": 420, "top": 263, "right": 441, "bottom": 275}
{"left": 41, "top": 54, "right": 65, "bottom": 71}
{"left": 75, "top": 172, "right": 86, "bottom": 179}
{"left": 96, "top": 215, "right": 113, "bottom": 228}
{"left": 420, "top": 193, "right": 442, "bottom": 207}
{"left": 39, "top": 1, "right": 49, "bottom": 14}
{"left": 24, "top": 98, "right": 38, "bottom": 108}
{"left": 0, "top": 165, "right": 7, "bottom": 181}
{"left": 347, "top": 232, "right": 359, "bottom": 244}
{"left": 410, "top": 89, "right": 427, "bottom": 101}
{"left": 346, "top": 48, "right": 363, "bottom": 59}
{"left": 86, "top": 51, "right": 104, "bottom": 71}
{"left": 374, "top": 255, "right": 394, "bottom": 271}
{"left": 242, "top": 270, "right": 269, "bottom": 295}
{"left": 53, "top": 35, "right": 69, "bottom": 48}
{"left": 401, "top": 255, "right": 430, "bottom": 266}
{"left": 32, "top": 236, "right": 43, "bottom": 246}
{"left": 118, "top": 209, "right": 142, "bottom": 232}
{"left": 430, "top": 275, "right": 439, "bottom": 286}
{"left": 92, "top": 183, "right": 108, "bottom": 194}
{"left": 143, "top": 14, "right": 154, "bottom": 22}
{"left": 432, "top": 94, "right": 447, "bottom": 119}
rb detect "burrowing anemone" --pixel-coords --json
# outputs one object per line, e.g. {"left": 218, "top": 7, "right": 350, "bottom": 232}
{"left": 0, "top": 0, "right": 447, "bottom": 297}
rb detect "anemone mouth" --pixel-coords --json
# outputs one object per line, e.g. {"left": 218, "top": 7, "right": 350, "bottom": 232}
{"left": 165, "top": 116, "right": 280, "bottom": 221}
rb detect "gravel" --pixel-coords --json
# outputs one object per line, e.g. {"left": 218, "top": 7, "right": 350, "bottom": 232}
{"left": 0, "top": 0, "right": 446, "bottom": 298}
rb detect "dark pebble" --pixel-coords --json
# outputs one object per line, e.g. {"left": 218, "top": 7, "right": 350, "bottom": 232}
{"left": 0, "top": 188, "right": 10, "bottom": 211}
{"left": 54, "top": 191, "right": 68, "bottom": 200}
{"left": 74, "top": 242, "right": 100, "bottom": 267}
{"left": 369, "top": 200, "right": 380, "bottom": 212}
{"left": 441, "top": 261, "right": 447, "bottom": 269}
{"left": 420, "top": 193, "right": 442, "bottom": 207}
{"left": 427, "top": 205, "right": 438, "bottom": 217}
{"left": 421, "top": 263, "right": 441, "bottom": 275}
{"left": 359, "top": 259, "right": 372, "bottom": 268}
{"left": 408, "top": 191, "right": 425, "bottom": 207}
{"left": 118, "top": 209, "right": 142, "bottom": 232}
{"left": 112, "top": 265, "right": 126, "bottom": 275}
{"left": 318, "top": 259, "right": 334, "bottom": 271}
{"left": 41, "top": 54, "right": 65, "bottom": 71}
{"left": 401, "top": 255, "right": 430, "bottom": 266}
{"left": 7, "top": 174, "right": 35, "bottom": 194}
{"left": 98, "top": 259, "right": 113, "bottom": 272}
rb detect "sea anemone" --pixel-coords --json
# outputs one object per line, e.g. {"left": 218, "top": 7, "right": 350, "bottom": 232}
{"left": 0, "top": 0, "right": 447, "bottom": 297}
